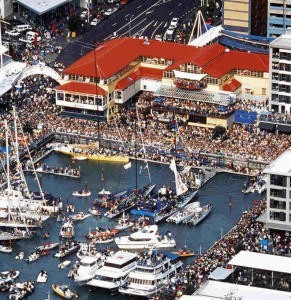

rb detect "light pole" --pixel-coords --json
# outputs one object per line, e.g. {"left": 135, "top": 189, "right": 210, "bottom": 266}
{"left": 129, "top": 14, "right": 134, "bottom": 37}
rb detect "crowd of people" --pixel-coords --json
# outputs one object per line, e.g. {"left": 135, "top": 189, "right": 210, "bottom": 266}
{"left": 153, "top": 198, "right": 290, "bottom": 299}
{"left": 0, "top": 76, "right": 290, "bottom": 178}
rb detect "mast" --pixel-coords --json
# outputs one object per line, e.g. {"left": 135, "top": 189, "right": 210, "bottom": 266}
{"left": 4, "top": 120, "right": 11, "bottom": 222}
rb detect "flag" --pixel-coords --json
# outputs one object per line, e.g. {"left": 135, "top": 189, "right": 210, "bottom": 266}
{"left": 139, "top": 165, "right": 143, "bottom": 175}
{"left": 123, "top": 162, "right": 131, "bottom": 170}
{"left": 181, "top": 166, "right": 191, "bottom": 175}
{"left": 169, "top": 158, "right": 188, "bottom": 196}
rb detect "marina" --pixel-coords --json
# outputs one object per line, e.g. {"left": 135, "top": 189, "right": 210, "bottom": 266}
{"left": 0, "top": 151, "right": 264, "bottom": 299}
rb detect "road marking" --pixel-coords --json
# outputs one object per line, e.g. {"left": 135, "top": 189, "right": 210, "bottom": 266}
{"left": 169, "top": 11, "right": 173, "bottom": 16}
{"left": 138, "top": 20, "right": 155, "bottom": 37}
{"left": 112, "top": 23, "right": 117, "bottom": 27}
{"left": 153, "top": 21, "right": 158, "bottom": 27}
{"left": 164, "top": 22, "right": 168, "bottom": 28}
{"left": 120, "top": 18, "right": 147, "bottom": 37}
{"left": 151, "top": 21, "right": 164, "bottom": 39}
{"left": 125, "top": 14, "right": 130, "bottom": 18}
{"left": 178, "top": 2, "right": 182, "bottom": 6}
{"left": 146, "top": 10, "right": 153, "bottom": 14}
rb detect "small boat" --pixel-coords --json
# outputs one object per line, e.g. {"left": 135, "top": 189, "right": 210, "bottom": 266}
{"left": 114, "top": 212, "right": 134, "bottom": 231}
{"left": 58, "top": 260, "right": 71, "bottom": 269}
{"left": 92, "top": 237, "right": 114, "bottom": 244}
{"left": 25, "top": 252, "right": 39, "bottom": 263}
{"left": 70, "top": 212, "right": 91, "bottom": 221}
{"left": 59, "top": 219, "right": 75, "bottom": 239}
{"left": 52, "top": 284, "right": 78, "bottom": 299}
{"left": 37, "top": 270, "right": 48, "bottom": 283}
{"left": 172, "top": 246, "right": 195, "bottom": 257}
{"left": 167, "top": 202, "right": 201, "bottom": 224}
{"left": 72, "top": 182, "right": 91, "bottom": 197}
{"left": 0, "top": 270, "right": 20, "bottom": 286}
{"left": 54, "top": 242, "right": 80, "bottom": 258}
{"left": 15, "top": 251, "right": 24, "bottom": 260}
{"left": 35, "top": 242, "right": 59, "bottom": 251}
{"left": 186, "top": 203, "right": 212, "bottom": 226}
{"left": 0, "top": 245, "right": 12, "bottom": 253}
{"left": 88, "top": 207, "right": 101, "bottom": 216}
{"left": 85, "top": 227, "right": 119, "bottom": 240}
{"left": 8, "top": 280, "right": 35, "bottom": 299}
{"left": 73, "top": 155, "right": 87, "bottom": 161}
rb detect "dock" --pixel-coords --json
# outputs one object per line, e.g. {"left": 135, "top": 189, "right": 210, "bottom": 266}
{"left": 24, "top": 168, "right": 80, "bottom": 179}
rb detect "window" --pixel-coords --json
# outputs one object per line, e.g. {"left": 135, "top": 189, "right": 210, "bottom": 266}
{"left": 270, "top": 188, "right": 286, "bottom": 198}
{"left": 270, "top": 211, "right": 286, "bottom": 221}
{"left": 262, "top": 88, "right": 267, "bottom": 95}
{"left": 270, "top": 175, "right": 287, "bottom": 187}
{"left": 270, "top": 199, "right": 286, "bottom": 209}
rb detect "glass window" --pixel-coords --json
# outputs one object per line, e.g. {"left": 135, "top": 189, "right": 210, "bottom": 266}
{"left": 270, "top": 175, "right": 287, "bottom": 187}
{"left": 270, "top": 188, "right": 286, "bottom": 198}
{"left": 270, "top": 199, "right": 286, "bottom": 209}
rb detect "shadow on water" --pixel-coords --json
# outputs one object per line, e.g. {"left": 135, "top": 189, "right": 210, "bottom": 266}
{"left": 0, "top": 153, "right": 264, "bottom": 299}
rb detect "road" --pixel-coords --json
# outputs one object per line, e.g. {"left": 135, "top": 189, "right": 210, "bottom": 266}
{"left": 58, "top": 0, "right": 199, "bottom": 66}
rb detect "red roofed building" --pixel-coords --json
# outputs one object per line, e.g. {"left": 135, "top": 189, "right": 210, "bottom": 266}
{"left": 56, "top": 38, "right": 269, "bottom": 120}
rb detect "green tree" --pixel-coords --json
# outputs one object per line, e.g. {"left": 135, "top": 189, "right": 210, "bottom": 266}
{"left": 212, "top": 125, "right": 226, "bottom": 140}
{"left": 67, "top": 15, "right": 82, "bottom": 34}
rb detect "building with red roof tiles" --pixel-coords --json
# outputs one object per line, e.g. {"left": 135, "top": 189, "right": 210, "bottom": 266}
{"left": 56, "top": 37, "right": 269, "bottom": 120}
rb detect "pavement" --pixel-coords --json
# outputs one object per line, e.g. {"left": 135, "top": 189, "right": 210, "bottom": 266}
{"left": 56, "top": 0, "right": 208, "bottom": 67}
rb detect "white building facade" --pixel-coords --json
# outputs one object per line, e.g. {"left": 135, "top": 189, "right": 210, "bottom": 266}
{"left": 0, "top": 0, "right": 13, "bottom": 19}
{"left": 269, "top": 30, "right": 291, "bottom": 114}
{"left": 264, "top": 148, "right": 291, "bottom": 231}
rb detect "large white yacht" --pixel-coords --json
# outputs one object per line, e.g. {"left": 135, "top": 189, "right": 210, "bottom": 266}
{"left": 114, "top": 225, "right": 176, "bottom": 250}
{"left": 86, "top": 251, "right": 138, "bottom": 294}
{"left": 119, "top": 250, "right": 183, "bottom": 297}
{"left": 73, "top": 254, "right": 105, "bottom": 285}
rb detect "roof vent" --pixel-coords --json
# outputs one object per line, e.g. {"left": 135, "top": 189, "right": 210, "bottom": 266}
{"left": 225, "top": 48, "right": 230, "bottom": 53}
{"left": 143, "top": 37, "right": 150, "bottom": 45}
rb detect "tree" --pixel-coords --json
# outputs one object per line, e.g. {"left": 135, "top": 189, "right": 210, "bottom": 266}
{"left": 23, "top": 121, "right": 34, "bottom": 134}
{"left": 67, "top": 15, "right": 82, "bottom": 34}
{"left": 212, "top": 125, "right": 226, "bottom": 140}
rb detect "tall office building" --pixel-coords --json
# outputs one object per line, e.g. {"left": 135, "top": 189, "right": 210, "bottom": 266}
{"left": 268, "top": 0, "right": 291, "bottom": 37}
{"left": 269, "top": 30, "right": 291, "bottom": 114}
{"left": 264, "top": 148, "right": 291, "bottom": 231}
{"left": 223, "top": 0, "right": 267, "bottom": 35}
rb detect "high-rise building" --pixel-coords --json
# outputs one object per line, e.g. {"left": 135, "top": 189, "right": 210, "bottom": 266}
{"left": 223, "top": 0, "right": 268, "bottom": 36}
{"left": 269, "top": 30, "right": 291, "bottom": 114}
{"left": 263, "top": 148, "right": 291, "bottom": 231}
{"left": 268, "top": 0, "right": 291, "bottom": 38}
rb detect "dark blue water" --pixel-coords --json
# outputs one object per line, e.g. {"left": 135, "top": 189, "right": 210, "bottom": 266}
{"left": 0, "top": 153, "right": 264, "bottom": 299}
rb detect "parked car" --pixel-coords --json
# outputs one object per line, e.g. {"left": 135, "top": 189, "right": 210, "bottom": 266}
{"left": 90, "top": 18, "right": 100, "bottom": 26}
{"left": 6, "top": 29, "right": 21, "bottom": 37}
{"left": 154, "top": 34, "right": 163, "bottom": 41}
{"left": 104, "top": 7, "right": 118, "bottom": 16}
{"left": 170, "top": 17, "right": 179, "bottom": 28}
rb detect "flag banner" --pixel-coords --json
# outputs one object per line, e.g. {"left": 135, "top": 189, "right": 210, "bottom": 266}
{"left": 181, "top": 166, "right": 191, "bottom": 175}
{"left": 169, "top": 159, "right": 188, "bottom": 196}
{"left": 123, "top": 162, "right": 131, "bottom": 170}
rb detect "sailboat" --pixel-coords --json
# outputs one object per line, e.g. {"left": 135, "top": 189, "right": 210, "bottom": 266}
{"left": 98, "top": 168, "right": 111, "bottom": 197}
{"left": 72, "top": 181, "right": 91, "bottom": 197}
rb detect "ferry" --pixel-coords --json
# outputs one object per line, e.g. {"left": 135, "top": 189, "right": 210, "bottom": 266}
{"left": 114, "top": 225, "right": 176, "bottom": 250}
{"left": 86, "top": 251, "right": 138, "bottom": 294}
{"left": 119, "top": 250, "right": 183, "bottom": 297}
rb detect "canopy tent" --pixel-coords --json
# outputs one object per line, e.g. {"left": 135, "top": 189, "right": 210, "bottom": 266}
{"left": 228, "top": 251, "right": 291, "bottom": 274}
{"left": 208, "top": 267, "right": 234, "bottom": 280}
{"left": 174, "top": 70, "right": 207, "bottom": 81}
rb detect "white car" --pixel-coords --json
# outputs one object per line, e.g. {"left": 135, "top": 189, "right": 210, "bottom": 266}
{"left": 170, "top": 17, "right": 179, "bottom": 28}
{"left": 6, "top": 29, "right": 21, "bottom": 37}
{"left": 90, "top": 18, "right": 100, "bottom": 26}
{"left": 104, "top": 7, "right": 118, "bottom": 16}
{"left": 155, "top": 34, "right": 163, "bottom": 41}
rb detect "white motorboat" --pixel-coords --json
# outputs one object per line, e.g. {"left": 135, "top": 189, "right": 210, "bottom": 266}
{"left": 37, "top": 270, "right": 48, "bottom": 283}
{"left": 25, "top": 252, "right": 39, "bottom": 263}
{"left": 58, "top": 260, "right": 71, "bottom": 269}
{"left": 88, "top": 207, "right": 101, "bottom": 216}
{"left": 59, "top": 219, "right": 75, "bottom": 239}
{"left": 0, "top": 245, "right": 12, "bottom": 253}
{"left": 86, "top": 251, "right": 138, "bottom": 293}
{"left": 73, "top": 155, "right": 87, "bottom": 161}
{"left": 114, "top": 225, "right": 176, "bottom": 250}
{"left": 92, "top": 237, "right": 114, "bottom": 244}
{"left": 73, "top": 254, "right": 105, "bottom": 285}
{"left": 54, "top": 241, "right": 80, "bottom": 258}
{"left": 69, "top": 212, "right": 91, "bottom": 221}
{"left": 35, "top": 242, "right": 59, "bottom": 251}
{"left": 166, "top": 202, "right": 201, "bottom": 224}
{"left": 72, "top": 182, "right": 91, "bottom": 197}
{"left": 15, "top": 251, "right": 24, "bottom": 260}
{"left": 119, "top": 250, "right": 183, "bottom": 297}
{"left": 0, "top": 270, "right": 20, "bottom": 286}
{"left": 186, "top": 203, "right": 212, "bottom": 225}
{"left": 114, "top": 212, "right": 134, "bottom": 231}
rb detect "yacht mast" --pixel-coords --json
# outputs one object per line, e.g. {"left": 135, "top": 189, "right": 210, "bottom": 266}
{"left": 4, "top": 120, "right": 11, "bottom": 221}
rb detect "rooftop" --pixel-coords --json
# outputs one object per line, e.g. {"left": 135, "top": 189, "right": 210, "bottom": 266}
{"left": 16, "top": 0, "right": 69, "bottom": 15}
{"left": 63, "top": 38, "right": 269, "bottom": 80}
{"left": 228, "top": 250, "right": 291, "bottom": 274}
{"left": 181, "top": 280, "right": 291, "bottom": 300}
{"left": 263, "top": 148, "right": 291, "bottom": 176}
{"left": 106, "top": 251, "right": 137, "bottom": 265}
{"left": 270, "top": 30, "right": 291, "bottom": 50}
{"left": 56, "top": 82, "right": 107, "bottom": 96}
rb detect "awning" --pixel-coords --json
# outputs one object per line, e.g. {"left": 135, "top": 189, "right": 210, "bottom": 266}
{"left": 258, "top": 122, "right": 275, "bottom": 131}
{"left": 277, "top": 124, "right": 291, "bottom": 133}
{"left": 208, "top": 267, "right": 235, "bottom": 280}
{"left": 174, "top": 70, "right": 207, "bottom": 81}
{"left": 228, "top": 250, "right": 291, "bottom": 274}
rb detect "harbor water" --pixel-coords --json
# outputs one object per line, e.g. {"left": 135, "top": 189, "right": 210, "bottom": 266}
{"left": 1, "top": 152, "right": 264, "bottom": 299}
